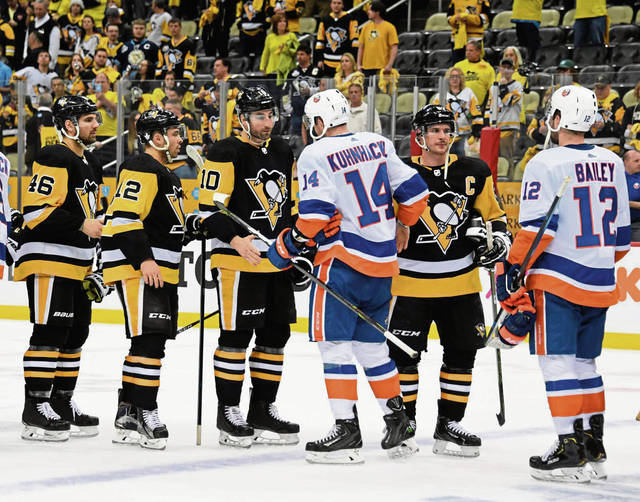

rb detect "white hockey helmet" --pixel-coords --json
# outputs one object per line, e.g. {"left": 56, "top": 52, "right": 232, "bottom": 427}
{"left": 546, "top": 85, "right": 597, "bottom": 133}
{"left": 303, "top": 89, "right": 349, "bottom": 140}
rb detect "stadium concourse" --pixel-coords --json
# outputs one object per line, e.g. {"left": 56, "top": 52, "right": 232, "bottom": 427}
{"left": 0, "top": 320, "right": 639, "bottom": 501}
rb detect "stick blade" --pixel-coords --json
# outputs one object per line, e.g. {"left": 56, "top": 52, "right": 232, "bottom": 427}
{"left": 186, "top": 145, "right": 204, "bottom": 171}
{"left": 496, "top": 412, "right": 505, "bottom": 426}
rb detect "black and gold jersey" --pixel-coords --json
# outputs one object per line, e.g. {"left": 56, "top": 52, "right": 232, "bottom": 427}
{"left": 14, "top": 143, "right": 103, "bottom": 282}
{"left": 315, "top": 11, "right": 359, "bottom": 71}
{"left": 392, "top": 154, "right": 506, "bottom": 298}
{"left": 160, "top": 36, "right": 196, "bottom": 83}
{"left": 236, "top": 0, "right": 268, "bottom": 35}
{"left": 102, "top": 153, "right": 186, "bottom": 285}
{"left": 199, "top": 135, "right": 295, "bottom": 273}
{"left": 57, "top": 13, "right": 82, "bottom": 65}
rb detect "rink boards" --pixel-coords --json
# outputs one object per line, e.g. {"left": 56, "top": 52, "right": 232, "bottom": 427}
{"left": 1, "top": 240, "right": 640, "bottom": 350}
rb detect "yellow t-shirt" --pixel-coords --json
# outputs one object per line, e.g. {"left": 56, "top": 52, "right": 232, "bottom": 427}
{"left": 88, "top": 90, "right": 119, "bottom": 137}
{"left": 511, "top": 0, "right": 543, "bottom": 22}
{"left": 359, "top": 21, "right": 399, "bottom": 71}
{"left": 260, "top": 32, "right": 297, "bottom": 75}
{"left": 453, "top": 58, "right": 496, "bottom": 105}
{"left": 576, "top": 0, "right": 606, "bottom": 20}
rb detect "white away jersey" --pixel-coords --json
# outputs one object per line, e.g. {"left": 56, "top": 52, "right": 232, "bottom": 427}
{"left": 296, "top": 132, "right": 429, "bottom": 277}
{"left": 517, "top": 144, "right": 631, "bottom": 307}
{"left": 0, "top": 152, "right": 11, "bottom": 278}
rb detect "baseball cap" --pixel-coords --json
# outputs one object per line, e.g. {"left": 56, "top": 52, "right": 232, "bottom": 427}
{"left": 594, "top": 74, "right": 610, "bottom": 86}
{"left": 105, "top": 6, "right": 120, "bottom": 17}
{"left": 499, "top": 58, "right": 514, "bottom": 68}
{"left": 557, "top": 59, "right": 576, "bottom": 70}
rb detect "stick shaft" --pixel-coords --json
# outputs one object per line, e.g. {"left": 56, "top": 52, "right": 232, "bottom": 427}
{"left": 196, "top": 238, "right": 206, "bottom": 445}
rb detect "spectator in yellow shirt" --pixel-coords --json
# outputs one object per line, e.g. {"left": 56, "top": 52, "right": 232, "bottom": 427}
{"left": 511, "top": 0, "right": 542, "bottom": 62}
{"left": 574, "top": 0, "right": 607, "bottom": 47}
{"left": 356, "top": 1, "right": 398, "bottom": 79}
{"left": 259, "top": 14, "right": 298, "bottom": 80}
{"left": 447, "top": 0, "right": 490, "bottom": 64}
{"left": 453, "top": 39, "right": 495, "bottom": 108}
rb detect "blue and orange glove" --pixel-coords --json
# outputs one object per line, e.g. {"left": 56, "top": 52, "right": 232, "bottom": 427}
{"left": 313, "top": 211, "right": 342, "bottom": 245}
{"left": 495, "top": 260, "right": 532, "bottom": 314}
{"left": 267, "top": 227, "right": 307, "bottom": 269}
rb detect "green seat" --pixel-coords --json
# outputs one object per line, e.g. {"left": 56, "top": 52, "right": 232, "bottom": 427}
{"left": 524, "top": 91, "right": 540, "bottom": 114}
{"left": 230, "top": 23, "right": 239, "bottom": 37}
{"left": 497, "top": 156, "right": 509, "bottom": 177}
{"left": 182, "top": 20, "right": 198, "bottom": 37}
{"left": 364, "top": 93, "right": 392, "bottom": 114}
{"left": 541, "top": 9, "right": 560, "bottom": 27}
{"left": 396, "top": 92, "right": 426, "bottom": 114}
{"left": 623, "top": 89, "right": 639, "bottom": 108}
{"left": 425, "top": 13, "right": 450, "bottom": 32}
{"left": 492, "top": 11, "right": 514, "bottom": 30}
{"left": 607, "top": 5, "right": 633, "bottom": 25}
{"left": 562, "top": 9, "right": 575, "bottom": 27}
{"left": 299, "top": 17, "right": 317, "bottom": 34}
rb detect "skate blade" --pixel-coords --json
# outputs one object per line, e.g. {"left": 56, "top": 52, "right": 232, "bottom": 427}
{"left": 253, "top": 429, "right": 299, "bottom": 445}
{"left": 530, "top": 466, "right": 591, "bottom": 483}
{"left": 432, "top": 439, "right": 479, "bottom": 457}
{"left": 305, "top": 449, "right": 364, "bottom": 465}
{"left": 21, "top": 425, "right": 70, "bottom": 442}
{"left": 112, "top": 428, "right": 140, "bottom": 445}
{"left": 139, "top": 436, "right": 167, "bottom": 450}
{"left": 386, "top": 438, "right": 419, "bottom": 460}
{"left": 219, "top": 431, "right": 252, "bottom": 448}
{"left": 70, "top": 425, "right": 99, "bottom": 438}
{"left": 587, "top": 461, "right": 607, "bottom": 480}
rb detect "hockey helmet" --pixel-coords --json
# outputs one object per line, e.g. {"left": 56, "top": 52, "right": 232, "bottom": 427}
{"left": 236, "top": 85, "right": 277, "bottom": 115}
{"left": 303, "top": 88, "right": 349, "bottom": 140}
{"left": 412, "top": 104, "right": 457, "bottom": 150}
{"left": 52, "top": 95, "right": 101, "bottom": 132}
{"left": 136, "top": 107, "right": 183, "bottom": 144}
{"left": 546, "top": 85, "right": 597, "bottom": 133}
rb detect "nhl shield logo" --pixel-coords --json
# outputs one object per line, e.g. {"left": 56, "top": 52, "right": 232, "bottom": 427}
{"left": 246, "top": 169, "right": 288, "bottom": 230}
{"left": 416, "top": 191, "right": 469, "bottom": 253}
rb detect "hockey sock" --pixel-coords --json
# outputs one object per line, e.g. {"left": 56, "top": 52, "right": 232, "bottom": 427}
{"left": 539, "top": 354, "right": 583, "bottom": 435}
{"left": 51, "top": 348, "right": 82, "bottom": 395}
{"left": 23, "top": 345, "right": 59, "bottom": 397}
{"left": 398, "top": 365, "right": 419, "bottom": 420}
{"left": 122, "top": 355, "right": 162, "bottom": 409}
{"left": 576, "top": 357, "right": 605, "bottom": 428}
{"left": 249, "top": 346, "right": 283, "bottom": 403}
{"left": 364, "top": 360, "right": 401, "bottom": 415}
{"left": 324, "top": 363, "right": 358, "bottom": 420}
{"left": 214, "top": 346, "right": 246, "bottom": 406}
{"left": 438, "top": 365, "right": 472, "bottom": 422}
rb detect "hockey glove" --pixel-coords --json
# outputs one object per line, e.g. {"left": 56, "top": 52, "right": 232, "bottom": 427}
{"left": 495, "top": 260, "right": 530, "bottom": 314}
{"left": 475, "top": 231, "right": 511, "bottom": 268}
{"left": 10, "top": 208, "right": 24, "bottom": 230}
{"left": 82, "top": 272, "right": 115, "bottom": 303}
{"left": 289, "top": 250, "right": 315, "bottom": 292}
{"left": 267, "top": 227, "right": 307, "bottom": 269}
{"left": 183, "top": 213, "right": 203, "bottom": 245}
{"left": 486, "top": 308, "right": 535, "bottom": 350}
{"left": 313, "top": 211, "right": 342, "bottom": 245}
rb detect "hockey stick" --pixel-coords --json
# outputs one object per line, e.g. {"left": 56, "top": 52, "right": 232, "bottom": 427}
{"left": 186, "top": 145, "right": 204, "bottom": 172}
{"left": 213, "top": 200, "right": 419, "bottom": 358}
{"left": 196, "top": 237, "right": 206, "bottom": 446}
{"left": 486, "top": 224, "right": 506, "bottom": 426}
{"left": 176, "top": 309, "right": 219, "bottom": 335}
{"left": 485, "top": 175, "right": 571, "bottom": 343}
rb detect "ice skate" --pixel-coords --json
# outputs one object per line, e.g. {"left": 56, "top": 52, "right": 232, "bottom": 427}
{"left": 381, "top": 396, "right": 418, "bottom": 459}
{"left": 305, "top": 418, "right": 364, "bottom": 464}
{"left": 217, "top": 405, "right": 254, "bottom": 448}
{"left": 21, "top": 393, "right": 70, "bottom": 442}
{"left": 136, "top": 408, "right": 168, "bottom": 450}
{"left": 529, "top": 432, "right": 590, "bottom": 483}
{"left": 584, "top": 414, "right": 607, "bottom": 480}
{"left": 51, "top": 391, "right": 99, "bottom": 438}
{"left": 432, "top": 416, "right": 481, "bottom": 457}
{"left": 113, "top": 390, "right": 140, "bottom": 445}
{"left": 247, "top": 399, "right": 299, "bottom": 445}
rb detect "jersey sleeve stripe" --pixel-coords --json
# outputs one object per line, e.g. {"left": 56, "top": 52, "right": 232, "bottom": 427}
{"left": 298, "top": 198, "right": 335, "bottom": 219}
{"left": 520, "top": 214, "right": 559, "bottom": 232}
{"left": 341, "top": 231, "right": 397, "bottom": 258}
{"left": 392, "top": 173, "right": 429, "bottom": 205}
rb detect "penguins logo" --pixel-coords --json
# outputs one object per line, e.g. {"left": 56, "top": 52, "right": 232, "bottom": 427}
{"left": 246, "top": 169, "right": 288, "bottom": 230}
{"left": 75, "top": 179, "right": 99, "bottom": 218}
{"left": 166, "top": 185, "right": 186, "bottom": 234}
{"left": 416, "top": 191, "right": 469, "bottom": 253}
{"left": 244, "top": 2, "right": 255, "bottom": 20}
{"left": 326, "top": 27, "right": 347, "bottom": 52}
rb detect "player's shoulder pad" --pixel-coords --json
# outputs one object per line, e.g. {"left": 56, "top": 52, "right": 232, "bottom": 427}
{"left": 35, "top": 143, "right": 79, "bottom": 168}
{"left": 268, "top": 136, "right": 294, "bottom": 155}
{"left": 84, "top": 149, "right": 103, "bottom": 175}
{"left": 119, "top": 153, "right": 164, "bottom": 176}
{"left": 453, "top": 155, "right": 492, "bottom": 178}
{"left": 206, "top": 135, "right": 239, "bottom": 162}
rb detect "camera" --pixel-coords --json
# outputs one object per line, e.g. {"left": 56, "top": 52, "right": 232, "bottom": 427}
{"left": 519, "top": 61, "right": 540, "bottom": 77}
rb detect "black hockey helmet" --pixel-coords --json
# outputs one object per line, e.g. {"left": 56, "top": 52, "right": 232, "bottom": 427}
{"left": 236, "top": 85, "right": 277, "bottom": 115}
{"left": 412, "top": 104, "right": 456, "bottom": 134}
{"left": 52, "top": 95, "right": 100, "bottom": 131}
{"left": 136, "top": 107, "right": 182, "bottom": 144}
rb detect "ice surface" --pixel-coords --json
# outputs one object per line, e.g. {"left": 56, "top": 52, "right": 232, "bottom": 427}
{"left": 0, "top": 320, "right": 639, "bottom": 502}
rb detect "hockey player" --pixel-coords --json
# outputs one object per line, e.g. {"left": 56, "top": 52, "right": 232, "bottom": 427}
{"left": 267, "top": 89, "right": 430, "bottom": 463}
{"left": 196, "top": 86, "right": 300, "bottom": 448}
{"left": 388, "top": 104, "right": 509, "bottom": 458}
{"left": 14, "top": 95, "right": 104, "bottom": 441}
{"left": 494, "top": 85, "right": 631, "bottom": 482}
{"left": 101, "top": 108, "right": 188, "bottom": 448}
{"left": 0, "top": 150, "right": 11, "bottom": 278}
{"left": 101, "top": 108, "right": 188, "bottom": 450}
